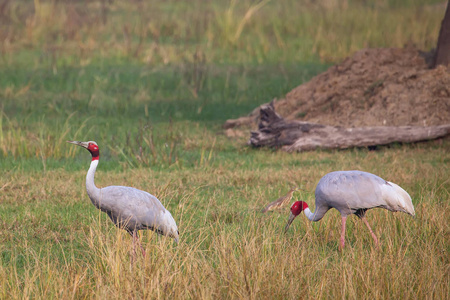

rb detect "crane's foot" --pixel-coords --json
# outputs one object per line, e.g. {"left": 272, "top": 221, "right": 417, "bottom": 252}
{"left": 373, "top": 237, "right": 380, "bottom": 250}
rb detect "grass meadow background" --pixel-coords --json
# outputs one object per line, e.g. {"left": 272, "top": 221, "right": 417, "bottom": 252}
{"left": 0, "top": 0, "right": 449, "bottom": 298}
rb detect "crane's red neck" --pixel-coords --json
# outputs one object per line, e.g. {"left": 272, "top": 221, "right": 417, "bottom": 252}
{"left": 87, "top": 143, "right": 99, "bottom": 161}
{"left": 291, "top": 201, "right": 308, "bottom": 216}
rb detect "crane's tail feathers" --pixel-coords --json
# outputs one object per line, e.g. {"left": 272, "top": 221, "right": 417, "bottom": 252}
{"left": 386, "top": 181, "right": 415, "bottom": 216}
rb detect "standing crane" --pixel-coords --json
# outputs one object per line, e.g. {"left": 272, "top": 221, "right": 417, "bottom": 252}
{"left": 67, "top": 140, "right": 179, "bottom": 257}
{"left": 284, "top": 170, "right": 415, "bottom": 250}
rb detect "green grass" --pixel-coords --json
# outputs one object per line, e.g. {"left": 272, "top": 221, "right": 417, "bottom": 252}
{"left": 0, "top": 0, "right": 449, "bottom": 298}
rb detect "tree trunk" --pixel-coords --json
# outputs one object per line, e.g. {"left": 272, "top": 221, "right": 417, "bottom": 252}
{"left": 433, "top": 1, "right": 450, "bottom": 67}
{"left": 249, "top": 102, "right": 450, "bottom": 152}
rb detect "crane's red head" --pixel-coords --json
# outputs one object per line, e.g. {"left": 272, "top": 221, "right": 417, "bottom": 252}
{"left": 284, "top": 201, "right": 308, "bottom": 233}
{"left": 291, "top": 201, "right": 308, "bottom": 216}
{"left": 67, "top": 140, "right": 100, "bottom": 161}
{"left": 87, "top": 142, "right": 99, "bottom": 160}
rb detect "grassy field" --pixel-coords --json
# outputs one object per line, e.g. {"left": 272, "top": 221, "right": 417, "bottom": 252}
{"left": 1, "top": 0, "right": 449, "bottom": 298}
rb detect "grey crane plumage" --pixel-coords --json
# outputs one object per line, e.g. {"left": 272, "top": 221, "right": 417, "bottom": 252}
{"left": 68, "top": 140, "right": 179, "bottom": 255}
{"left": 284, "top": 170, "right": 415, "bottom": 250}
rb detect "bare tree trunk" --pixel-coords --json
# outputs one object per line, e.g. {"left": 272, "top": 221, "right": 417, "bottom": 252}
{"left": 433, "top": 1, "right": 450, "bottom": 67}
{"left": 249, "top": 102, "right": 450, "bottom": 152}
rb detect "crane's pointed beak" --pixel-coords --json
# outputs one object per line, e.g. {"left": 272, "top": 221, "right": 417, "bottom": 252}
{"left": 284, "top": 212, "right": 297, "bottom": 233}
{"left": 67, "top": 140, "right": 89, "bottom": 149}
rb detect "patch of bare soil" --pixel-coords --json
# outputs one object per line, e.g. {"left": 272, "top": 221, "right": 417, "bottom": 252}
{"left": 224, "top": 47, "right": 450, "bottom": 133}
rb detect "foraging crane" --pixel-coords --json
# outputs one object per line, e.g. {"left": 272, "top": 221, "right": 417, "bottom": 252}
{"left": 284, "top": 170, "right": 415, "bottom": 250}
{"left": 261, "top": 187, "right": 300, "bottom": 213}
{"left": 67, "top": 140, "right": 179, "bottom": 256}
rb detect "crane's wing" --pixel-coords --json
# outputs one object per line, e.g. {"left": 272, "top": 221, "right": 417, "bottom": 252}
{"left": 99, "top": 186, "right": 179, "bottom": 239}
{"left": 261, "top": 188, "right": 297, "bottom": 213}
{"left": 316, "top": 171, "right": 414, "bottom": 216}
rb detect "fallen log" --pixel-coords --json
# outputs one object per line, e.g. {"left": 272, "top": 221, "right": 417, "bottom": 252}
{"left": 249, "top": 102, "right": 450, "bottom": 152}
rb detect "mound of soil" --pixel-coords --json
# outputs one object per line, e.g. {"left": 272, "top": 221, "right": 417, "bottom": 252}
{"left": 224, "top": 47, "right": 450, "bottom": 132}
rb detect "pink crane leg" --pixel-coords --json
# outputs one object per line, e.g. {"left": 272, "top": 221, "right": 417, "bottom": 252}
{"left": 132, "top": 230, "right": 146, "bottom": 258}
{"left": 131, "top": 230, "right": 138, "bottom": 263}
{"left": 361, "top": 216, "right": 379, "bottom": 248}
{"left": 340, "top": 216, "right": 347, "bottom": 251}
{"left": 137, "top": 237, "right": 146, "bottom": 257}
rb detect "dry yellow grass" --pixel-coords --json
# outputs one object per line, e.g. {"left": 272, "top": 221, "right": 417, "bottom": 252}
{"left": 1, "top": 142, "right": 449, "bottom": 299}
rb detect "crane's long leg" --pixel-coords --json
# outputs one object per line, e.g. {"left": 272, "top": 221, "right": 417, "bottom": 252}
{"left": 132, "top": 230, "right": 146, "bottom": 257}
{"left": 339, "top": 216, "right": 347, "bottom": 251}
{"left": 132, "top": 230, "right": 138, "bottom": 263}
{"left": 135, "top": 231, "right": 146, "bottom": 258}
{"left": 360, "top": 216, "right": 379, "bottom": 248}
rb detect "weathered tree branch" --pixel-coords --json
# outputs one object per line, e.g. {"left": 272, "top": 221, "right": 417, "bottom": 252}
{"left": 433, "top": 1, "right": 450, "bottom": 67}
{"left": 249, "top": 102, "right": 450, "bottom": 152}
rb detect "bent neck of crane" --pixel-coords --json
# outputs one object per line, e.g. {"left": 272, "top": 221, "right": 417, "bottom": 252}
{"left": 303, "top": 207, "right": 322, "bottom": 222}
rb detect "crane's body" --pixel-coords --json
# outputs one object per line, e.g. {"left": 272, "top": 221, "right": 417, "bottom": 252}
{"left": 95, "top": 186, "right": 176, "bottom": 235}
{"left": 68, "top": 140, "right": 179, "bottom": 255}
{"left": 285, "top": 171, "right": 414, "bottom": 250}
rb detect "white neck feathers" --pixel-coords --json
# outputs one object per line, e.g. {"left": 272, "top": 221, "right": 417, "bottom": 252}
{"left": 303, "top": 207, "right": 324, "bottom": 222}
{"left": 86, "top": 159, "right": 101, "bottom": 207}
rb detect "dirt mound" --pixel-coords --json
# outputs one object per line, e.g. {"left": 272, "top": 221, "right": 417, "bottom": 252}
{"left": 224, "top": 47, "right": 450, "bottom": 131}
